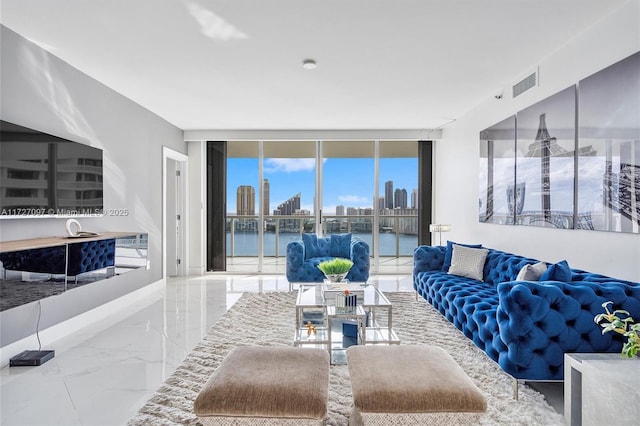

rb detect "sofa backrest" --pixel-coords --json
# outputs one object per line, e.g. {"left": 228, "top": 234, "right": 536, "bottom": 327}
{"left": 302, "top": 233, "right": 330, "bottom": 258}
{"left": 483, "top": 249, "right": 540, "bottom": 285}
{"left": 301, "top": 233, "right": 352, "bottom": 259}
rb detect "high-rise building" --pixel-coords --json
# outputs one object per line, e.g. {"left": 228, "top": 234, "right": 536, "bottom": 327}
{"left": 394, "top": 188, "right": 407, "bottom": 209}
{"left": 275, "top": 192, "right": 301, "bottom": 215}
{"left": 336, "top": 205, "right": 345, "bottom": 216}
{"left": 385, "top": 181, "right": 394, "bottom": 209}
{"left": 378, "top": 197, "right": 386, "bottom": 211}
{"left": 263, "top": 178, "right": 270, "bottom": 216}
{"left": 411, "top": 188, "right": 418, "bottom": 209}
{"left": 237, "top": 185, "right": 255, "bottom": 215}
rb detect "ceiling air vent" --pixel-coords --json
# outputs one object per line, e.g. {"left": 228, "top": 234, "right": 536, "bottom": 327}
{"left": 512, "top": 71, "right": 537, "bottom": 98}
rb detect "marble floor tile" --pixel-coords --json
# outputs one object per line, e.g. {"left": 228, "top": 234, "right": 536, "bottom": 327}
{"left": 0, "top": 273, "right": 562, "bottom": 425}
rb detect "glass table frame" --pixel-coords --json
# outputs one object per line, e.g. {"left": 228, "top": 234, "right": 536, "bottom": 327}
{"left": 293, "top": 283, "right": 400, "bottom": 364}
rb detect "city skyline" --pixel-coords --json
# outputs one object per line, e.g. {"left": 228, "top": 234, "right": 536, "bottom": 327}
{"left": 227, "top": 157, "right": 417, "bottom": 215}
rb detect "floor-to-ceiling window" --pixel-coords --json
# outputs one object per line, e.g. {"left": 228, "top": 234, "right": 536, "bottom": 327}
{"left": 379, "top": 141, "right": 419, "bottom": 256}
{"left": 226, "top": 141, "right": 259, "bottom": 258}
{"left": 263, "top": 141, "right": 317, "bottom": 257}
{"left": 224, "top": 140, "right": 419, "bottom": 273}
{"left": 321, "top": 140, "right": 375, "bottom": 250}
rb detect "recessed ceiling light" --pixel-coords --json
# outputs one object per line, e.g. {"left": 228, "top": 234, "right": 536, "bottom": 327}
{"left": 302, "top": 59, "right": 317, "bottom": 70}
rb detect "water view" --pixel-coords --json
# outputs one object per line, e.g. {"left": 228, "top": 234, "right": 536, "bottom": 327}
{"left": 227, "top": 232, "right": 418, "bottom": 257}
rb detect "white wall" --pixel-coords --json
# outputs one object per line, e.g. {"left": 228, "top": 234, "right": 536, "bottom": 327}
{"left": 0, "top": 25, "right": 186, "bottom": 347}
{"left": 434, "top": 1, "right": 640, "bottom": 282}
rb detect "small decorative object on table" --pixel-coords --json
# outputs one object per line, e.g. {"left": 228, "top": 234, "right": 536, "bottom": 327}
{"left": 305, "top": 321, "right": 317, "bottom": 336}
{"left": 318, "top": 258, "right": 354, "bottom": 283}
{"left": 336, "top": 289, "right": 357, "bottom": 313}
{"left": 343, "top": 289, "right": 357, "bottom": 308}
{"left": 594, "top": 301, "right": 640, "bottom": 358}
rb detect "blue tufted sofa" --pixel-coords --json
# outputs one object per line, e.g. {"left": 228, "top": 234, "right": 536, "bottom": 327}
{"left": 0, "top": 239, "right": 116, "bottom": 279}
{"left": 413, "top": 243, "right": 640, "bottom": 381}
{"left": 286, "top": 233, "right": 370, "bottom": 282}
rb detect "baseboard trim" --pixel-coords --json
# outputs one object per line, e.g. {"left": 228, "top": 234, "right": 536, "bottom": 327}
{"left": 188, "top": 266, "right": 205, "bottom": 276}
{"left": 0, "top": 279, "right": 166, "bottom": 368}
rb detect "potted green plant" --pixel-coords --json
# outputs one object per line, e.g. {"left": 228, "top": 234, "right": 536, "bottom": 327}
{"left": 594, "top": 301, "right": 640, "bottom": 358}
{"left": 317, "top": 258, "right": 354, "bottom": 283}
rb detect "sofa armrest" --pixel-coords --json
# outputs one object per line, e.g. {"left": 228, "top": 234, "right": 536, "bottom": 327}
{"left": 495, "top": 279, "right": 628, "bottom": 379}
{"left": 413, "top": 245, "right": 445, "bottom": 275}
{"left": 286, "top": 239, "right": 305, "bottom": 281}
{"left": 286, "top": 239, "right": 305, "bottom": 262}
{"left": 349, "top": 237, "right": 370, "bottom": 281}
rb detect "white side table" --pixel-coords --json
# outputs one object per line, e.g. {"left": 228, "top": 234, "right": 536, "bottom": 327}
{"left": 564, "top": 353, "right": 640, "bottom": 425}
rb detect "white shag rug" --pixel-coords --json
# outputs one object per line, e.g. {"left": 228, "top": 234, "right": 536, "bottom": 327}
{"left": 127, "top": 291, "right": 564, "bottom": 425}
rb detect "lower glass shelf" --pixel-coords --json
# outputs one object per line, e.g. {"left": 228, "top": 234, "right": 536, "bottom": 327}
{"left": 364, "top": 327, "right": 400, "bottom": 344}
{"left": 294, "top": 327, "right": 329, "bottom": 346}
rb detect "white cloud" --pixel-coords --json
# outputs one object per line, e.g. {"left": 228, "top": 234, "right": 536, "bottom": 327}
{"left": 264, "top": 158, "right": 316, "bottom": 173}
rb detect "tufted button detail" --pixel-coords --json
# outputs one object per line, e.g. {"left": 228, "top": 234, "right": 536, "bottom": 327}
{"left": 414, "top": 245, "right": 640, "bottom": 382}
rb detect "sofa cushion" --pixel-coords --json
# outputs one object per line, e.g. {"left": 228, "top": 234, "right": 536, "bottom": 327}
{"left": 302, "top": 233, "right": 320, "bottom": 260}
{"left": 329, "top": 233, "right": 351, "bottom": 258}
{"left": 540, "top": 260, "right": 572, "bottom": 282}
{"left": 442, "top": 241, "right": 483, "bottom": 272}
{"left": 448, "top": 245, "right": 489, "bottom": 281}
{"left": 516, "top": 261, "right": 547, "bottom": 281}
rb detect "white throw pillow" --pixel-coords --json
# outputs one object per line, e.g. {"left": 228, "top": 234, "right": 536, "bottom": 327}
{"left": 447, "top": 244, "right": 489, "bottom": 281}
{"left": 515, "top": 262, "right": 547, "bottom": 281}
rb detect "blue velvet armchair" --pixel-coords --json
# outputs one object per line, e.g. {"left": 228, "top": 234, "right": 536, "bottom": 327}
{"left": 286, "top": 233, "right": 370, "bottom": 283}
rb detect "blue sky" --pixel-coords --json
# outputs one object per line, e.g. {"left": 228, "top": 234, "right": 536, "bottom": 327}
{"left": 227, "top": 157, "right": 417, "bottom": 214}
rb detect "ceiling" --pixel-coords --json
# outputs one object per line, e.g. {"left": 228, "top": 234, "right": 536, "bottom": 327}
{"left": 0, "top": 0, "right": 629, "bottom": 131}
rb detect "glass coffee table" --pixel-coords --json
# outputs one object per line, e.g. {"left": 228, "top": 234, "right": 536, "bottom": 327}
{"left": 293, "top": 283, "right": 400, "bottom": 364}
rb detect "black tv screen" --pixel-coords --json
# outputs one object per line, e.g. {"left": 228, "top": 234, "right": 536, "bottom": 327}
{"left": 0, "top": 121, "right": 104, "bottom": 218}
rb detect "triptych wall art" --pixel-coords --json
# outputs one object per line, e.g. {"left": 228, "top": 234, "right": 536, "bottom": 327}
{"left": 479, "top": 51, "right": 640, "bottom": 233}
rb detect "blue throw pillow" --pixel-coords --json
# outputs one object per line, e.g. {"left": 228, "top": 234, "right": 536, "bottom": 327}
{"left": 330, "top": 233, "right": 352, "bottom": 258}
{"left": 540, "top": 260, "right": 572, "bottom": 282}
{"left": 301, "top": 233, "right": 320, "bottom": 260}
{"left": 442, "top": 240, "right": 483, "bottom": 272}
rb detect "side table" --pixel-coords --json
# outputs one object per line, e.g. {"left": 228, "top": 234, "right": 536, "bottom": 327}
{"left": 564, "top": 353, "right": 640, "bottom": 425}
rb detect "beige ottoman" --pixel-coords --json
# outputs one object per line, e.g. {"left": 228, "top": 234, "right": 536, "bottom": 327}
{"left": 346, "top": 345, "right": 487, "bottom": 425}
{"left": 194, "top": 346, "right": 329, "bottom": 425}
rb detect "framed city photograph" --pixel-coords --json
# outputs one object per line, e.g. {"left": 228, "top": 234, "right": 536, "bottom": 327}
{"left": 479, "top": 116, "right": 516, "bottom": 224}
{"left": 515, "top": 85, "right": 576, "bottom": 228}
{"left": 577, "top": 51, "right": 640, "bottom": 234}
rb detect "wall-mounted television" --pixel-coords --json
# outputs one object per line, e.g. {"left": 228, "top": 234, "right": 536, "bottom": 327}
{"left": 0, "top": 121, "right": 104, "bottom": 218}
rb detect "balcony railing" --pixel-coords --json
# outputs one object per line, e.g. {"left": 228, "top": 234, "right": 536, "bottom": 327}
{"left": 226, "top": 214, "right": 418, "bottom": 258}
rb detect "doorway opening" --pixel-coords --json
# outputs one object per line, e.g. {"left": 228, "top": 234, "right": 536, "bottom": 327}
{"left": 163, "top": 147, "right": 188, "bottom": 278}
